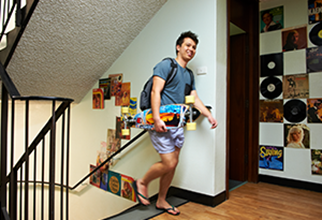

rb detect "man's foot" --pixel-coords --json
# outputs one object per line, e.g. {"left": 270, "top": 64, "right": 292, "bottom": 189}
{"left": 155, "top": 202, "right": 180, "bottom": 215}
{"left": 133, "top": 180, "right": 150, "bottom": 206}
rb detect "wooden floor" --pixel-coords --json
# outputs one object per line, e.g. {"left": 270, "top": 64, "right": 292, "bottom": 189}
{"left": 151, "top": 182, "right": 322, "bottom": 220}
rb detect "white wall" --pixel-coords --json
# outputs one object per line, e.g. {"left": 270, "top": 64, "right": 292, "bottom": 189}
{"left": 260, "top": 0, "right": 322, "bottom": 184}
{"left": 2, "top": 0, "right": 227, "bottom": 219}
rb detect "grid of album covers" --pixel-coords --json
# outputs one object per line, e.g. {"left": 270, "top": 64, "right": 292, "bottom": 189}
{"left": 259, "top": 3, "right": 322, "bottom": 176}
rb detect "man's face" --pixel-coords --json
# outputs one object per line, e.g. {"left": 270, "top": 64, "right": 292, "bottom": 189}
{"left": 262, "top": 13, "right": 272, "bottom": 25}
{"left": 177, "top": 37, "right": 197, "bottom": 61}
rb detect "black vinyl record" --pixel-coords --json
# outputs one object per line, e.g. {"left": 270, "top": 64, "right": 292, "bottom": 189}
{"left": 260, "top": 76, "right": 282, "bottom": 99}
{"left": 283, "top": 99, "right": 306, "bottom": 123}
{"left": 260, "top": 53, "right": 283, "bottom": 77}
{"left": 309, "top": 22, "right": 322, "bottom": 46}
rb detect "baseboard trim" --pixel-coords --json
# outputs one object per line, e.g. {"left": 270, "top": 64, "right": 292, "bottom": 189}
{"left": 259, "top": 174, "right": 322, "bottom": 193}
{"left": 167, "top": 186, "right": 226, "bottom": 207}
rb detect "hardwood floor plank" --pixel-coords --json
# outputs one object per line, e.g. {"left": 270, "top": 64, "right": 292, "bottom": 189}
{"left": 151, "top": 182, "right": 322, "bottom": 220}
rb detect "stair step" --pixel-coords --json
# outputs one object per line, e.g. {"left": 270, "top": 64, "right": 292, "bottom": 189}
{"left": 103, "top": 196, "right": 188, "bottom": 220}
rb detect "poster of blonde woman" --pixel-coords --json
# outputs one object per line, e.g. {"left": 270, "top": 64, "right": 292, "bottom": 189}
{"left": 284, "top": 124, "right": 310, "bottom": 149}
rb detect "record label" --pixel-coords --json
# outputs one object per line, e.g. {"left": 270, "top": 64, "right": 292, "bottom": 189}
{"left": 283, "top": 99, "right": 306, "bottom": 123}
{"left": 260, "top": 76, "right": 282, "bottom": 99}
{"left": 309, "top": 22, "right": 322, "bottom": 46}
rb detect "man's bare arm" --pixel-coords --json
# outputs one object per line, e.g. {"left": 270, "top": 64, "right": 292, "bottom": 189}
{"left": 151, "top": 76, "right": 167, "bottom": 132}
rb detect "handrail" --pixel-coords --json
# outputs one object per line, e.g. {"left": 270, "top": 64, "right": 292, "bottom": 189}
{"left": 0, "top": 0, "right": 17, "bottom": 43}
{"left": 70, "top": 130, "right": 147, "bottom": 190}
{"left": 0, "top": 61, "right": 20, "bottom": 96}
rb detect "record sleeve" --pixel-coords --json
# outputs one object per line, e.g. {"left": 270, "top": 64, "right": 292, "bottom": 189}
{"left": 260, "top": 53, "right": 283, "bottom": 77}
{"left": 283, "top": 74, "right": 309, "bottom": 99}
{"left": 308, "top": 0, "right": 322, "bottom": 25}
{"left": 283, "top": 99, "right": 307, "bottom": 123}
{"left": 259, "top": 100, "right": 284, "bottom": 123}
{"left": 260, "top": 76, "right": 282, "bottom": 99}
{"left": 306, "top": 46, "right": 322, "bottom": 73}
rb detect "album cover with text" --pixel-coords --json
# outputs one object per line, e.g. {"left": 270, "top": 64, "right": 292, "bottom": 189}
{"left": 259, "top": 145, "right": 284, "bottom": 171}
{"left": 283, "top": 74, "right": 309, "bottom": 99}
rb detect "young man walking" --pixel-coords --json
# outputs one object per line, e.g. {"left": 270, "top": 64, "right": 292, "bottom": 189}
{"left": 134, "top": 31, "right": 218, "bottom": 215}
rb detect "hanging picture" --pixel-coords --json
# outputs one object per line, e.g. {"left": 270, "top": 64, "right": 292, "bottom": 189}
{"left": 92, "top": 88, "right": 104, "bottom": 109}
{"left": 282, "top": 25, "right": 307, "bottom": 52}
{"left": 259, "top": 145, "right": 284, "bottom": 171}
{"left": 260, "top": 6, "right": 284, "bottom": 33}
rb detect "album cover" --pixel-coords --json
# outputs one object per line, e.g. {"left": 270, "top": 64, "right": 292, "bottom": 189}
{"left": 259, "top": 100, "right": 284, "bottom": 122}
{"left": 260, "top": 53, "right": 283, "bottom": 77}
{"left": 116, "top": 82, "right": 131, "bottom": 106}
{"left": 89, "top": 164, "right": 100, "bottom": 188}
{"left": 307, "top": 98, "right": 322, "bottom": 123}
{"left": 121, "top": 174, "right": 136, "bottom": 202}
{"left": 259, "top": 145, "right": 284, "bottom": 171}
{"left": 282, "top": 74, "right": 309, "bottom": 99}
{"left": 260, "top": 6, "right": 283, "bottom": 33}
{"left": 109, "top": 73, "right": 123, "bottom": 97}
{"left": 260, "top": 76, "right": 282, "bottom": 99}
{"left": 308, "top": 0, "right": 322, "bottom": 24}
{"left": 129, "top": 97, "right": 137, "bottom": 116}
{"left": 107, "top": 129, "right": 121, "bottom": 152}
{"left": 92, "top": 88, "right": 104, "bottom": 109}
{"left": 96, "top": 141, "right": 109, "bottom": 174}
{"left": 100, "top": 172, "right": 108, "bottom": 191}
{"left": 306, "top": 46, "right": 322, "bottom": 73}
{"left": 284, "top": 124, "right": 310, "bottom": 149}
{"left": 282, "top": 26, "right": 307, "bottom": 52}
{"left": 108, "top": 170, "right": 121, "bottom": 196}
{"left": 284, "top": 99, "right": 307, "bottom": 123}
{"left": 99, "top": 78, "right": 111, "bottom": 100}
{"left": 311, "top": 149, "right": 322, "bottom": 175}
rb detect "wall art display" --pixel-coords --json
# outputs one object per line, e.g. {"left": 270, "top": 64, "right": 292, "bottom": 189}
{"left": 308, "top": 0, "right": 322, "bottom": 24}
{"left": 116, "top": 116, "right": 130, "bottom": 140}
{"left": 309, "top": 21, "right": 322, "bottom": 46}
{"left": 260, "top": 53, "right": 283, "bottom": 77}
{"left": 311, "top": 149, "right": 322, "bottom": 175}
{"left": 109, "top": 73, "right": 123, "bottom": 97}
{"left": 306, "top": 46, "right": 322, "bottom": 73}
{"left": 108, "top": 170, "right": 121, "bottom": 196}
{"left": 100, "top": 172, "right": 108, "bottom": 191}
{"left": 283, "top": 99, "right": 307, "bottom": 123}
{"left": 99, "top": 78, "right": 111, "bottom": 100}
{"left": 283, "top": 74, "right": 309, "bottom": 99}
{"left": 260, "top": 100, "right": 284, "bottom": 122}
{"left": 129, "top": 97, "right": 137, "bottom": 116}
{"left": 260, "top": 6, "right": 284, "bottom": 33}
{"left": 116, "top": 82, "right": 131, "bottom": 106}
{"left": 307, "top": 98, "right": 322, "bottom": 123}
{"left": 284, "top": 124, "right": 310, "bottom": 149}
{"left": 92, "top": 88, "right": 104, "bottom": 109}
{"left": 259, "top": 145, "right": 284, "bottom": 171}
{"left": 107, "top": 129, "right": 121, "bottom": 152}
{"left": 282, "top": 26, "right": 308, "bottom": 52}
{"left": 89, "top": 164, "right": 100, "bottom": 188}
{"left": 121, "top": 174, "right": 136, "bottom": 202}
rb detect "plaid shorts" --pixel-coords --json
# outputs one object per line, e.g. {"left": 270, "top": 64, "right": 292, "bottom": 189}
{"left": 148, "top": 128, "right": 185, "bottom": 154}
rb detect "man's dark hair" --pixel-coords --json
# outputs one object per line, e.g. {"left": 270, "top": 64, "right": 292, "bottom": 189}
{"left": 261, "top": 10, "right": 272, "bottom": 20}
{"left": 176, "top": 31, "right": 199, "bottom": 54}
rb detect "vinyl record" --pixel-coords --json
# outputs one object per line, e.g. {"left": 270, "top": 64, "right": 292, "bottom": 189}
{"left": 309, "top": 22, "right": 322, "bottom": 46}
{"left": 260, "top": 76, "right": 282, "bottom": 99}
{"left": 260, "top": 53, "right": 283, "bottom": 77}
{"left": 283, "top": 99, "right": 306, "bottom": 123}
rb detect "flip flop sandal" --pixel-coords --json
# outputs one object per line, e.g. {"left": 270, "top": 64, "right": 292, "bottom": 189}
{"left": 133, "top": 180, "right": 149, "bottom": 206}
{"left": 156, "top": 205, "right": 180, "bottom": 216}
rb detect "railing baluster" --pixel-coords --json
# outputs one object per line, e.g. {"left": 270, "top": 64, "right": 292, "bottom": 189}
{"left": 66, "top": 105, "right": 71, "bottom": 220}
{"left": 24, "top": 100, "right": 29, "bottom": 220}
{"left": 60, "top": 111, "right": 65, "bottom": 220}
{"left": 41, "top": 138, "right": 45, "bottom": 220}
{"left": 33, "top": 145, "right": 37, "bottom": 220}
{"left": 49, "top": 100, "right": 56, "bottom": 220}
{"left": 19, "top": 167, "right": 22, "bottom": 220}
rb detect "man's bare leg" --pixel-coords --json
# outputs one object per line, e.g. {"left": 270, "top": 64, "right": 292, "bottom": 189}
{"left": 136, "top": 147, "right": 180, "bottom": 206}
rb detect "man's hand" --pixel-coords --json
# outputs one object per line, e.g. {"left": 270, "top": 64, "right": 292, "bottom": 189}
{"left": 208, "top": 116, "right": 218, "bottom": 129}
{"left": 152, "top": 119, "right": 168, "bottom": 132}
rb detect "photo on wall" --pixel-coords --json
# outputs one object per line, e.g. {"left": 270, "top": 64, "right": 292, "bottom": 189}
{"left": 307, "top": 98, "right": 322, "bottom": 123}
{"left": 89, "top": 164, "right": 100, "bottom": 188}
{"left": 92, "top": 88, "right": 104, "bottom": 109}
{"left": 259, "top": 145, "right": 284, "bottom": 171}
{"left": 308, "top": 0, "right": 322, "bottom": 24}
{"left": 311, "top": 149, "right": 322, "bottom": 175}
{"left": 259, "top": 99, "right": 284, "bottom": 122}
{"left": 109, "top": 73, "right": 123, "bottom": 97}
{"left": 284, "top": 124, "right": 310, "bottom": 149}
{"left": 283, "top": 74, "right": 309, "bottom": 99}
{"left": 116, "top": 82, "right": 131, "bottom": 106}
{"left": 282, "top": 26, "right": 307, "bottom": 52}
{"left": 99, "top": 78, "right": 112, "bottom": 100}
{"left": 260, "top": 6, "right": 284, "bottom": 33}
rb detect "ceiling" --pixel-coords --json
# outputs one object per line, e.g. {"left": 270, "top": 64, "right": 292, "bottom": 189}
{"left": 4, "top": 0, "right": 167, "bottom": 103}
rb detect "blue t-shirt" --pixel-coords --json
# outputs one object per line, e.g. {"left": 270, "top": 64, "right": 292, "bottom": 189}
{"left": 153, "top": 59, "right": 196, "bottom": 105}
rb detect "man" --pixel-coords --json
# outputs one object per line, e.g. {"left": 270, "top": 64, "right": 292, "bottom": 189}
{"left": 134, "top": 31, "right": 218, "bottom": 215}
{"left": 261, "top": 11, "right": 282, "bottom": 33}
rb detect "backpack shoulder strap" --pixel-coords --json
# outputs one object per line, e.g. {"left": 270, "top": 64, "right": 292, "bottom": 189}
{"left": 162, "top": 58, "right": 177, "bottom": 85}
{"left": 186, "top": 67, "right": 194, "bottom": 87}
